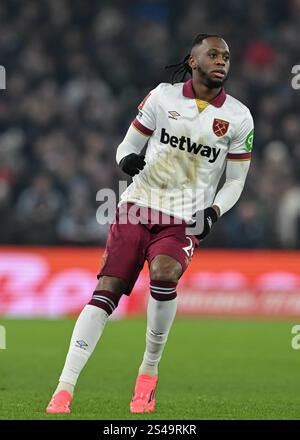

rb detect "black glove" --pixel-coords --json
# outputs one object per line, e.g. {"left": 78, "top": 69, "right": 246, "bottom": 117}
{"left": 193, "top": 207, "right": 219, "bottom": 240}
{"left": 119, "top": 153, "right": 146, "bottom": 177}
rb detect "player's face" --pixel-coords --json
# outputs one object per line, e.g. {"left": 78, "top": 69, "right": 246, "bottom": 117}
{"left": 189, "top": 37, "right": 230, "bottom": 88}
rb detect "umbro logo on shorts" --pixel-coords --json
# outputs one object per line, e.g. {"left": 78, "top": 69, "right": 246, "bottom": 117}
{"left": 160, "top": 128, "right": 221, "bottom": 163}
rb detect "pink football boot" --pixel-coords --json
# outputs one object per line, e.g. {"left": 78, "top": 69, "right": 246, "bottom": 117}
{"left": 46, "top": 390, "right": 72, "bottom": 414}
{"left": 130, "top": 374, "right": 158, "bottom": 413}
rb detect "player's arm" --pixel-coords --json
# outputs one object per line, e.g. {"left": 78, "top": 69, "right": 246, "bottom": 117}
{"left": 196, "top": 110, "right": 254, "bottom": 240}
{"left": 212, "top": 159, "right": 251, "bottom": 216}
{"left": 213, "top": 109, "right": 254, "bottom": 216}
{"left": 116, "top": 124, "right": 149, "bottom": 176}
{"left": 193, "top": 160, "right": 251, "bottom": 240}
{"left": 116, "top": 87, "right": 159, "bottom": 177}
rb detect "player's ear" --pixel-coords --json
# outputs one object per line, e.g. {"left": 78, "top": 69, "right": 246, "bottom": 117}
{"left": 188, "top": 55, "right": 196, "bottom": 70}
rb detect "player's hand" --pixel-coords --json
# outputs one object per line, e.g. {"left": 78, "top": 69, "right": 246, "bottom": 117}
{"left": 119, "top": 153, "right": 146, "bottom": 177}
{"left": 193, "top": 206, "right": 219, "bottom": 240}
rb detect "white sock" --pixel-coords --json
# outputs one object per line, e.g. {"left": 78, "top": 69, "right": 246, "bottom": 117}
{"left": 57, "top": 304, "right": 108, "bottom": 390}
{"left": 138, "top": 295, "right": 177, "bottom": 377}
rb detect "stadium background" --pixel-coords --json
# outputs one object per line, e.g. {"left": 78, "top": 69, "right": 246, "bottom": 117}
{"left": 1, "top": 0, "right": 300, "bottom": 420}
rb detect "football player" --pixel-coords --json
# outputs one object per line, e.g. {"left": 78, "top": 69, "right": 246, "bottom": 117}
{"left": 46, "top": 33, "right": 253, "bottom": 414}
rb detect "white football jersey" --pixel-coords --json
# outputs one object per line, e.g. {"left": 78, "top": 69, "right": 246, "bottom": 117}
{"left": 118, "top": 80, "right": 254, "bottom": 223}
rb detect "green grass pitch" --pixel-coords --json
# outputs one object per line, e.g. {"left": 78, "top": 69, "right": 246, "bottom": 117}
{"left": 1, "top": 317, "right": 300, "bottom": 419}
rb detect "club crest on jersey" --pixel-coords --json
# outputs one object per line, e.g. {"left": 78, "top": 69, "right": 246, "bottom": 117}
{"left": 213, "top": 118, "right": 229, "bottom": 137}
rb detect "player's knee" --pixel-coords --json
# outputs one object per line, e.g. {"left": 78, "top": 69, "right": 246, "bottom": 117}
{"left": 89, "top": 276, "right": 126, "bottom": 316}
{"left": 150, "top": 255, "right": 182, "bottom": 282}
{"left": 96, "top": 275, "right": 127, "bottom": 296}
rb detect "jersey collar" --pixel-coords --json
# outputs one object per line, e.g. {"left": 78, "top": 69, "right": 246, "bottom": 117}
{"left": 182, "top": 79, "right": 226, "bottom": 107}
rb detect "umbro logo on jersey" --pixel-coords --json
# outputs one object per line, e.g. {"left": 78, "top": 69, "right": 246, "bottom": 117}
{"left": 168, "top": 111, "right": 181, "bottom": 120}
{"left": 160, "top": 128, "right": 221, "bottom": 163}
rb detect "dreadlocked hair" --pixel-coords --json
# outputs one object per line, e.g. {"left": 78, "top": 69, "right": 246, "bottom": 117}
{"left": 165, "top": 33, "right": 222, "bottom": 84}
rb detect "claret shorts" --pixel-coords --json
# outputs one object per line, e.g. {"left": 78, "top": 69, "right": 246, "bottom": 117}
{"left": 97, "top": 202, "right": 199, "bottom": 295}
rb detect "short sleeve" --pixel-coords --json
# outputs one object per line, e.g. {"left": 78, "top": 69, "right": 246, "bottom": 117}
{"left": 227, "top": 110, "right": 254, "bottom": 161}
{"left": 132, "top": 84, "right": 162, "bottom": 136}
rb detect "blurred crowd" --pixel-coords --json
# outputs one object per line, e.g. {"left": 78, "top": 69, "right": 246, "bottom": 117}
{"left": 0, "top": 0, "right": 300, "bottom": 248}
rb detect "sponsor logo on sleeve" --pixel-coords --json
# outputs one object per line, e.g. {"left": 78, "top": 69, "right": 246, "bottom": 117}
{"left": 245, "top": 129, "right": 254, "bottom": 151}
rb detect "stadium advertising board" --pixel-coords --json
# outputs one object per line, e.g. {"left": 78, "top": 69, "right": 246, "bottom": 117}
{"left": 0, "top": 247, "right": 299, "bottom": 318}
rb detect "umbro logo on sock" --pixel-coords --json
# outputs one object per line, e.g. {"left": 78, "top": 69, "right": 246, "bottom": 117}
{"left": 75, "top": 340, "right": 88, "bottom": 350}
{"left": 150, "top": 330, "right": 164, "bottom": 336}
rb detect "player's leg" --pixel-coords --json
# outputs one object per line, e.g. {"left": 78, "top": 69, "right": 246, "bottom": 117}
{"left": 46, "top": 203, "right": 150, "bottom": 413}
{"left": 139, "top": 255, "right": 181, "bottom": 376}
{"left": 130, "top": 220, "right": 198, "bottom": 413}
{"left": 130, "top": 254, "right": 182, "bottom": 413}
{"left": 54, "top": 276, "right": 125, "bottom": 393}
{"left": 46, "top": 275, "right": 125, "bottom": 414}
